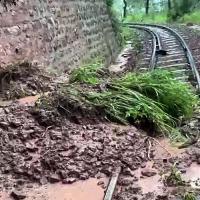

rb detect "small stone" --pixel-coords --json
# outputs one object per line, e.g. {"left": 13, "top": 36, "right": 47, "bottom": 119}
{"left": 97, "top": 181, "right": 104, "bottom": 186}
{"left": 141, "top": 168, "right": 157, "bottom": 177}
{"left": 156, "top": 194, "right": 169, "bottom": 200}
{"left": 127, "top": 184, "right": 142, "bottom": 193}
{"left": 0, "top": 121, "right": 9, "bottom": 128}
{"left": 62, "top": 178, "right": 76, "bottom": 184}
{"left": 10, "top": 191, "right": 26, "bottom": 200}
{"left": 48, "top": 174, "right": 60, "bottom": 183}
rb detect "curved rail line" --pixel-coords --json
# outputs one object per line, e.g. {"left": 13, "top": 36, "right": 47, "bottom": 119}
{"left": 126, "top": 23, "right": 200, "bottom": 91}
{"left": 103, "top": 23, "right": 200, "bottom": 200}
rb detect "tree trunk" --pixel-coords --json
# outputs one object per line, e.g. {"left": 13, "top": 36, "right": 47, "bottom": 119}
{"left": 168, "top": 0, "right": 172, "bottom": 10}
{"left": 145, "top": 0, "right": 150, "bottom": 15}
{"left": 123, "top": 0, "right": 127, "bottom": 18}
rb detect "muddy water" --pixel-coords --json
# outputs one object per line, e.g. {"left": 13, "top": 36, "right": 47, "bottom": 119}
{"left": 17, "top": 95, "right": 40, "bottom": 105}
{"left": 154, "top": 138, "right": 184, "bottom": 159}
{"left": 0, "top": 178, "right": 107, "bottom": 200}
{"left": 134, "top": 161, "right": 164, "bottom": 194}
{"left": 183, "top": 163, "right": 200, "bottom": 189}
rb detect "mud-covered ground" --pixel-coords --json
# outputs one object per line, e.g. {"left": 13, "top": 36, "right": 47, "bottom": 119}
{"left": 0, "top": 102, "right": 154, "bottom": 199}
{"left": 0, "top": 62, "right": 53, "bottom": 101}
{"left": 1, "top": 26, "right": 200, "bottom": 200}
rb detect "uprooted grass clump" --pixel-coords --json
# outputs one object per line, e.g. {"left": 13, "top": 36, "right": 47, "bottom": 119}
{"left": 164, "top": 164, "right": 185, "bottom": 186}
{"left": 84, "top": 70, "right": 197, "bottom": 136}
{"left": 69, "top": 58, "right": 107, "bottom": 85}
{"left": 38, "top": 69, "right": 198, "bottom": 137}
{"left": 183, "top": 192, "right": 197, "bottom": 200}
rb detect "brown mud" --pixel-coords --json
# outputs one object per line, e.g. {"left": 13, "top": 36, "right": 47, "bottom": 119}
{"left": 1, "top": 27, "right": 200, "bottom": 200}
{"left": 0, "top": 101, "right": 154, "bottom": 199}
{"left": 0, "top": 62, "right": 53, "bottom": 101}
{"left": 0, "top": 178, "right": 108, "bottom": 200}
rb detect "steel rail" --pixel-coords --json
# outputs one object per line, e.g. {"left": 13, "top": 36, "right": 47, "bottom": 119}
{"left": 125, "top": 23, "right": 200, "bottom": 91}
{"left": 125, "top": 25, "right": 157, "bottom": 70}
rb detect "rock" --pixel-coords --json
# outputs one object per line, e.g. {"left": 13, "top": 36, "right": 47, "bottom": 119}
{"left": 156, "top": 194, "right": 169, "bottom": 200}
{"left": 10, "top": 191, "right": 26, "bottom": 200}
{"left": 48, "top": 174, "right": 60, "bottom": 183}
{"left": 127, "top": 184, "right": 142, "bottom": 193}
{"left": 62, "top": 178, "right": 76, "bottom": 184}
{"left": 7, "top": 26, "right": 20, "bottom": 36}
{"left": 123, "top": 167, "right": 134, "bottom": 176}
{"left": 25, "top": 142, "right": 38, "bottom": 152}
{"left": 141, "top": 168, "right": 157, "bottom": 177}
{"left": 0, "top": 121, "right": 9, "bottom": 129}
{"left": 186, "top": 22, "right": 194, "bottom": 26}
{"left": 97, "top": 181, "right": 104, "bottom": 186}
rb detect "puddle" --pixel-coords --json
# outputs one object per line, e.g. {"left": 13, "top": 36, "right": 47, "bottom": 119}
{"left": 138, "top": 174, "right": 163, "bottom": 194}
{"left": 134, "top": 161, "right": 164, "bottom": 194}
{"left": 0, "top": 178, "right": 108, "bottom": 200}
{"left": 154, "top": 138, "right": 184, "bottom": 159}
{"left": 17, "top": 95, "right": 40, "bottom": 105}
{"left": 183, "top": 163, "right": 200, "bottom": 189}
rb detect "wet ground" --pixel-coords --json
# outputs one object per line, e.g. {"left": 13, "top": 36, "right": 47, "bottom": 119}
{"left": 1, "top": 25, "right": 200, "bottom": 200}
{"left": 0, "top": 178, "right": 108, "bottom": 200}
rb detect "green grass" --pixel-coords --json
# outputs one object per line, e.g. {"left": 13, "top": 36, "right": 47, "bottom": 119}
{"left": 183, "top": 192, "right": 197, "bottom": 200}
{"left": 83, "top": 70, "right": 198, "bottom": 137}
{"left": 164, "top": 164, "right": 185, "bottom": 186}
{"left": 180, "top": 10, "right": 200, "bottom": 24}
{"left": 125, "top": 12, "right": 168, "bottom": 24}
{"left": 46, "top": 69, "right": 198, "bottom": 139}
{"left": 69, "top": 57, "right": 104, "bottom": 85}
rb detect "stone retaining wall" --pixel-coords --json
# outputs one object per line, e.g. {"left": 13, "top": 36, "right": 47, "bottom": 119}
{"left": 0, "top": 0, "right": 120, "bottom": 72}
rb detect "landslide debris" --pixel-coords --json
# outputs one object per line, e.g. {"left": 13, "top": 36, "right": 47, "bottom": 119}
{"left": 0, "top": 104, "right": 152, "bottom": 192}
{"left": 0, "top": 62, "right": 53, "bottom": 100}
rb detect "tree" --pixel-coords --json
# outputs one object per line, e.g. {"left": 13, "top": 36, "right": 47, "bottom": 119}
{"left": 145, "top": 0, "right": 150, "bottom": 15}
{"left": 123, "top": 0, "right": 127, "bottom": 18}
{"left": 168, "top": 0, "right": 172, "bottom": 10}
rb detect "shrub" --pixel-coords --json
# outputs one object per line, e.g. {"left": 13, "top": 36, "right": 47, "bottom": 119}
{"left": 69, "top": 58, "right": 104, "bottom": 85}
{"left": 84, "top": 70, "right": 198, "bottom": 136}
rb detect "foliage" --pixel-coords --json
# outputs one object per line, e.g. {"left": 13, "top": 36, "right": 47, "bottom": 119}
{"left": 125, "top": 12, "right": 168, "bottom": 24}
{"left": 49, "top": 68, "right": 198, "bottom": 138}
{"left": 180, "top": 10, "right": 200, "bottom": 24}
{"left": 69, "top": 58, "right": 104, "bottom": 85}
{"left": 106, "top": 0, "right": 113, "bottom": 8}
{"left": 84, "top": 70, "right": 198, "bottom": 136}
{"left": 183, "top": 192, "right": 197, "bottom": 200}
{"left": 120, "top": 27, "right": 142, "bottom": 50}
{"left": 113, "top": 70, "right": 198, "bottom": 119}
{"left": 106, "top": 0, "right": 124, "bottom": 46}
{"left": 164, "top": 164, "right": 185, "bottom": 186}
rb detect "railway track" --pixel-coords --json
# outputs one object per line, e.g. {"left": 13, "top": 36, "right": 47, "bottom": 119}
{"left": 126, "top": 23, "right": 200, "bottom": 91}
{"left": 103, "top": 23, "right": 200, "bottom": 200}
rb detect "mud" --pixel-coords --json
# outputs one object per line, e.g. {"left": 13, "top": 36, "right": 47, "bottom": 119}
{"left": 0, "top": 103, "right": 154, "bottom": 199}
{"left": 0, "top": 62, "right": 53, "bottom": 101}
{"left": 1, "top": 178, "right": 108, "bottom": 200}
{"left": 109, "top": 43, "right": 136, "bottom": 74}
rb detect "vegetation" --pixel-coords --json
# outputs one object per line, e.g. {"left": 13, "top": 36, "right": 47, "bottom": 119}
{"left": 125, "top": 12, "right": 168, "bottom": 24}
{"left": 180, "top": 10, "right": 200, "bottom": 24}
{"left": 113, "top": 0, "right": 200, "bottom": 24}
{"left": 84, "top": 70, "right": 197, "bottom": 136}
{"left": 69, "top": 58, "right": 104, "bottom": 85}
{"left": 44, "top": 66, "right": 198, "bottom": 139}
{"left": 164, "top": 164, "right": 185, "bottom": 186}
{"left": 183, "top": 192, "right": 197, "bottom": 200}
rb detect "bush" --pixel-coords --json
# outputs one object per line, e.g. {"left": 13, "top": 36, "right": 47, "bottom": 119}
{"left": 45, "top": 69, "right": 198, "bottom": 138}
{"left": 84, "top": 70, "right": 198, "bottom": 136}
{"left": 69, "top": 58, "right": 104, "bottom": 85}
